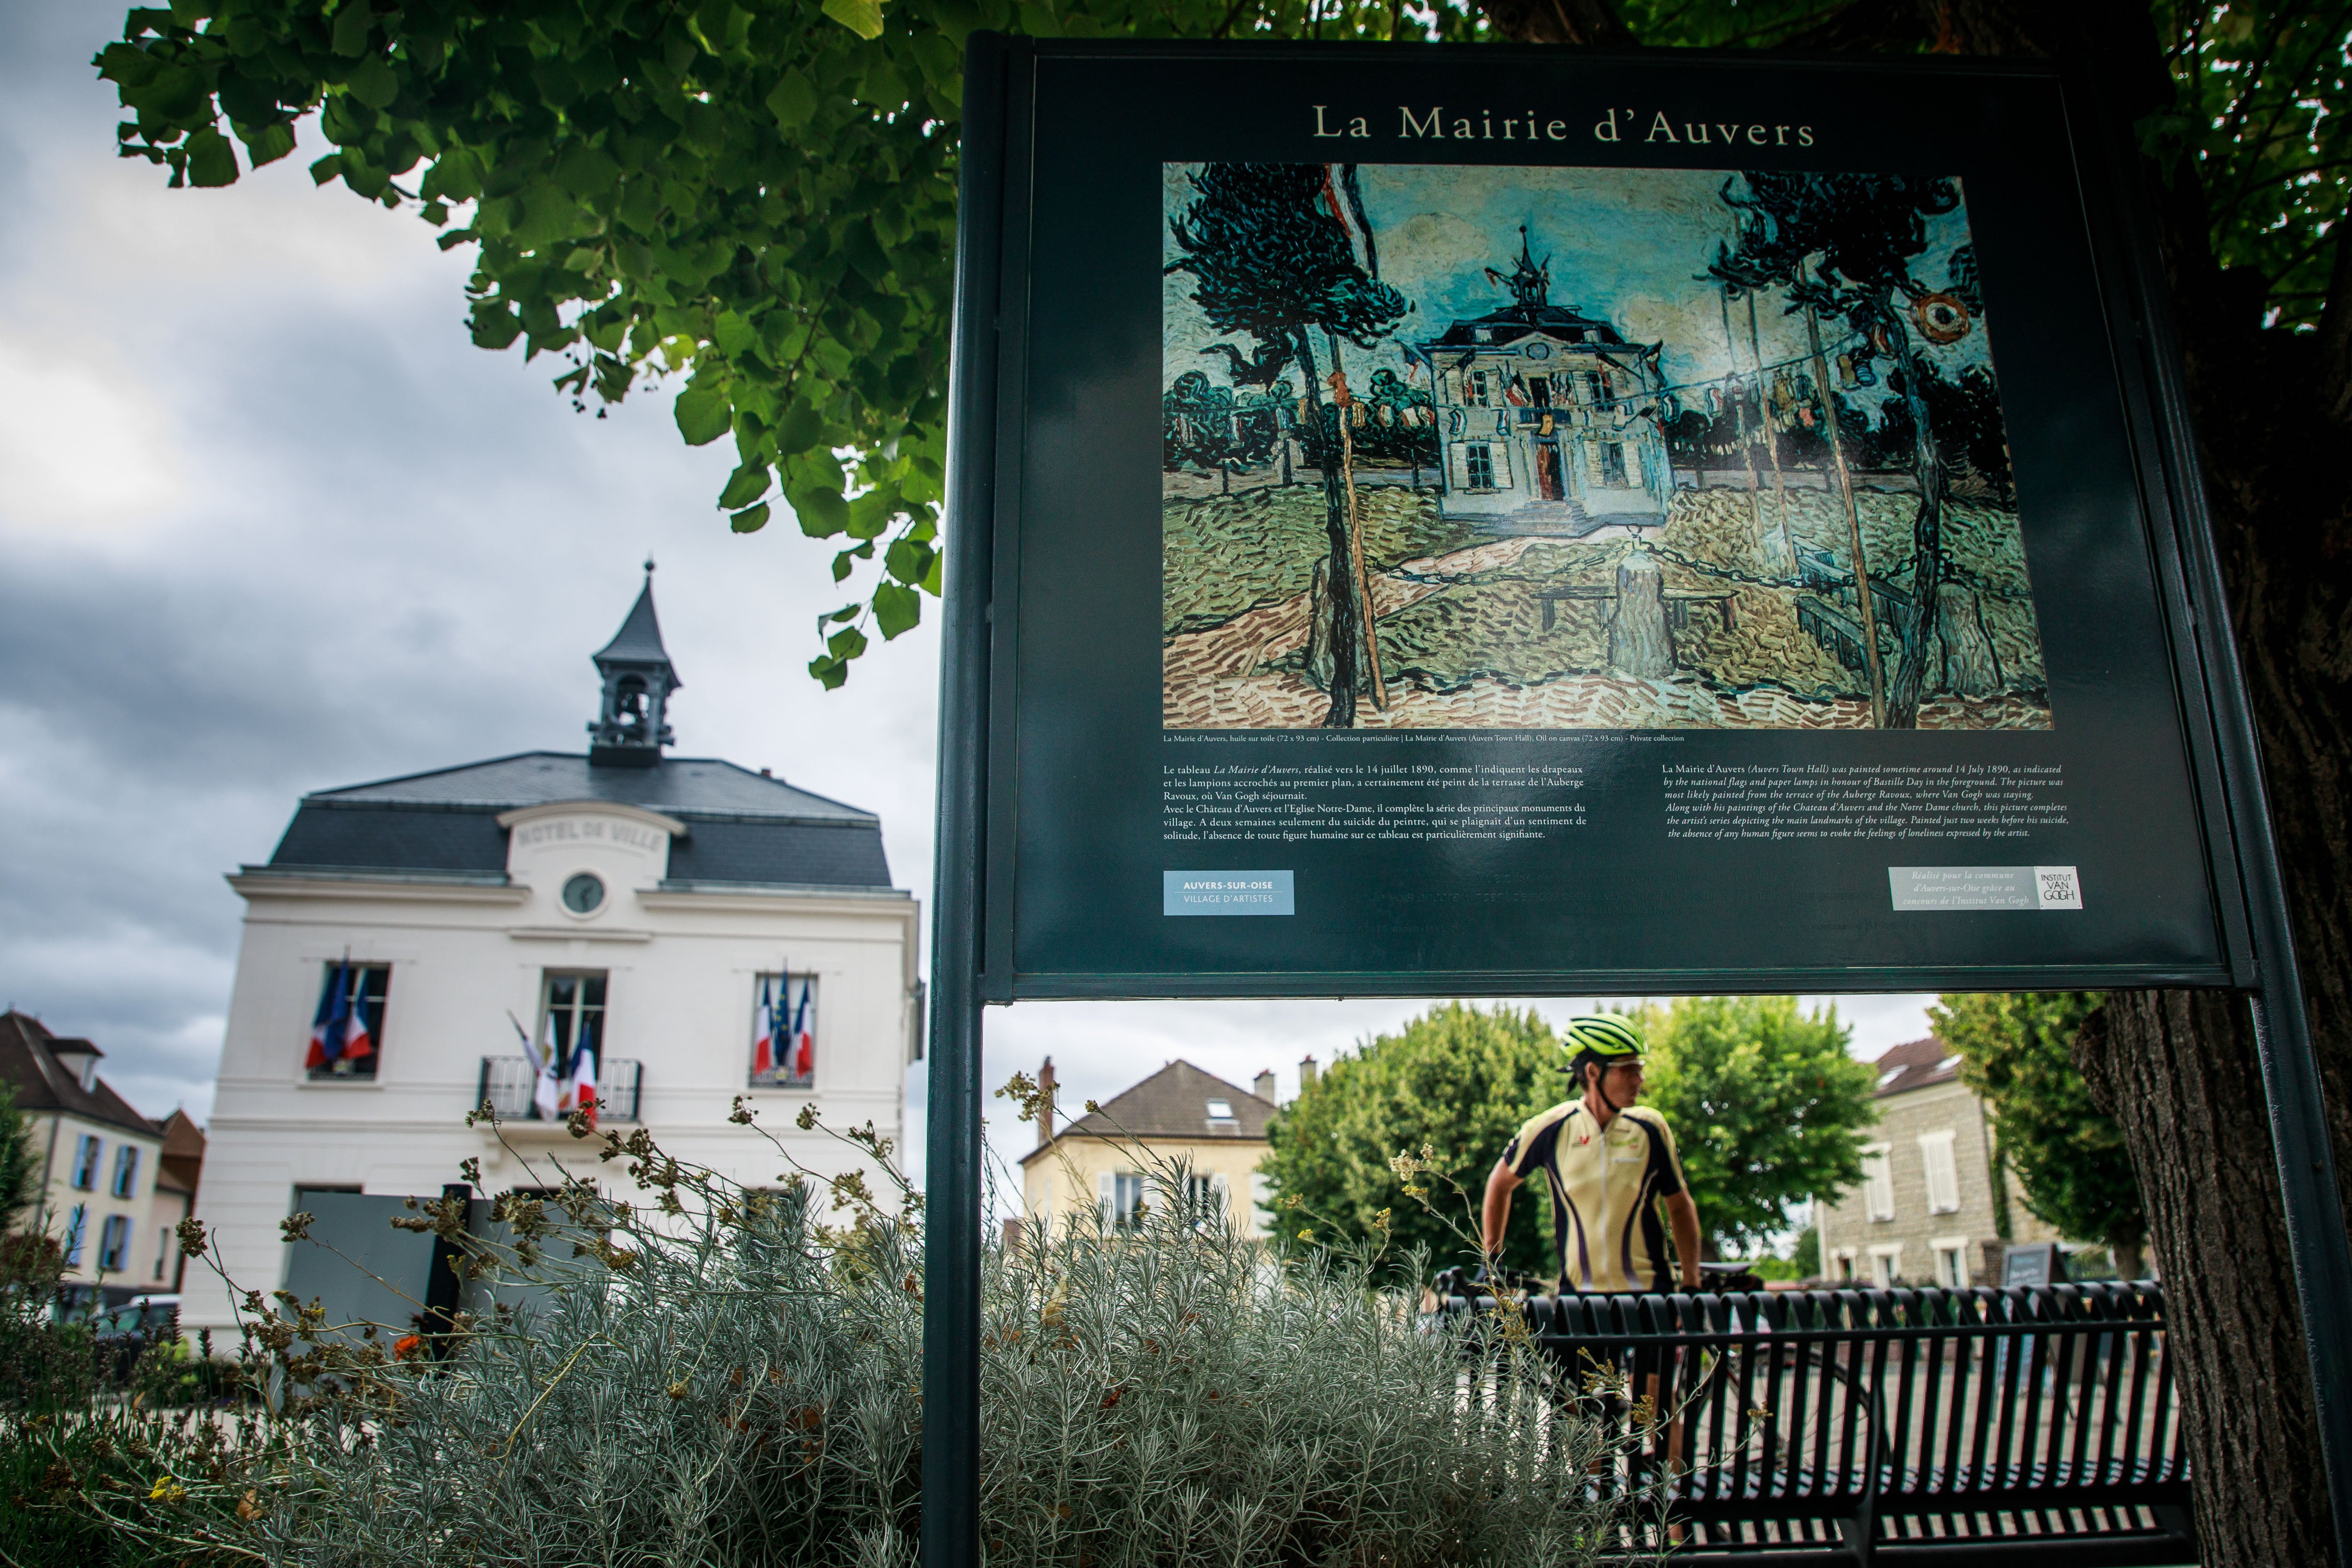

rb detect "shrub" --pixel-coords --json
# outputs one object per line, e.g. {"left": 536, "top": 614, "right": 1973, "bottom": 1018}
{"left": 199, "top": 1103, "right": 1649, "bottom": 1567}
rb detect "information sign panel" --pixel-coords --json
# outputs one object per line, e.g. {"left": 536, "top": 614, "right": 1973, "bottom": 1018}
{"left": 959, "top": 40, "right": 2250, "bottom": 1000}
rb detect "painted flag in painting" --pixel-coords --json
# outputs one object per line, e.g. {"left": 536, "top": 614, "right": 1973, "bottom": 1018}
{"left": 752, "top": 975, "right": 779, "bottom": 1079}
{"left": 307, "top": 964, "right": 352, "bottom": 1069}
{"left": 788, "top": 979, "right": 815, "bottom": 1082}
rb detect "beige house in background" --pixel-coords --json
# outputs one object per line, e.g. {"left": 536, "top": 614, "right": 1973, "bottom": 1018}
{"left": 0, "top": 1011, "right": 186, "bottom": 1310}
{"left": 1019, "top": 1058, "right": 1296, "bottom": 1238}
{"left": 1817, "top": 1036, "right": 2058, "bottom": 1289}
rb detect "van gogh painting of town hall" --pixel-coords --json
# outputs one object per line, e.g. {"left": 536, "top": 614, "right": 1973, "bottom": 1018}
{"left": 1160, "top": 162, "right": 2051, "bottom": 731}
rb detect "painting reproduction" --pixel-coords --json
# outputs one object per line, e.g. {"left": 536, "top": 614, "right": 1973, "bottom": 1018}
{"left": 1160, "top": 163, "right": 2050, "bottom": 731}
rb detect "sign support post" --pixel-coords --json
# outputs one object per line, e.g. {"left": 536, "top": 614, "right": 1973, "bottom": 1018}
{"left": 921, "top": 30, "right": 1009, "bottom": 1568}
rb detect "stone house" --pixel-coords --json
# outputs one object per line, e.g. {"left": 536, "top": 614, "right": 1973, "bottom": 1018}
{"left": 1019, "top": 1058, "right": 1292, "bottom": 1239}
{"left": 1815, "top": 1036, "right": 2059, "bottom": 1288}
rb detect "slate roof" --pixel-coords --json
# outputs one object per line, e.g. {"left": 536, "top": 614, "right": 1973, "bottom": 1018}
{"left": 1026, "top": 1061, "right": 1274, "bottom": 1163}
{"left": 0, "top": 1012, "right": 161, "bottom": 1141}
{"left": 1426, "top": 304, "right": 1627, "bottom": 351}
{"left": 595, "top": 578, "right": 679, "bottom": 674}
{"left": 1871, "top": 1036, "right": 1966, "bottom": 1098}
{"left": 259, "top": 752, "right": 895, "bottom": 890}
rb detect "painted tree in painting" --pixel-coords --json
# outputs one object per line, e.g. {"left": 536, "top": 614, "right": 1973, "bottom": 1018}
{"left": 1166, "top": 162, "right": 1407, "bottom": 726}
{"left": 1708, "top": 173, "right": 1977, "bottom": 727}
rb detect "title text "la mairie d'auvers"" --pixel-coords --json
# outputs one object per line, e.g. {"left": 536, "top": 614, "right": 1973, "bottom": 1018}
{"left": 1313, "top": 106, "right": 1816, "bottom": 146}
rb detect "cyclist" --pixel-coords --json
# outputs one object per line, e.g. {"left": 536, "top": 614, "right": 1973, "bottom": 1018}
{"left": 1480, "top": 1012, "right": 1701, "bottom": 1297}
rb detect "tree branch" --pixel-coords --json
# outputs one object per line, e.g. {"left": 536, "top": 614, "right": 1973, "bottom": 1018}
{"left": 1477, "top": 0, "right": 1631, "bottom": 46}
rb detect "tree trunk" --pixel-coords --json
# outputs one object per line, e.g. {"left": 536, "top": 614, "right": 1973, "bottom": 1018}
{"left": 1932, "top": 582, "right": 2002, "bottom": 696}
{"left": 1884, "top": 303, "right": 1948, "bottom": 729}
{"left": 2076, "top": 996, "right": 2333, "bottom": 1563}
{"left": 1469, "top": 2, "right": 2352, "bottom": 1561}
{"left": 1296, "top": 327, "right": 1359, "bottom": 727}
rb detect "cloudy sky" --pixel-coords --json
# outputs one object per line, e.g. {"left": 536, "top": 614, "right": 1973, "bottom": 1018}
{"left": 1, "top": 2, "right": 1933, "bottom": 1192}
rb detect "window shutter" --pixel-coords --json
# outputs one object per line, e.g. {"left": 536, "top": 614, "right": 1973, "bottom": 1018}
{"left": 1862, "top": 1146, "right": 1895, "bottom": 1222}
{"left": 1492, "top": 440, "right": 1514, "bottom": 490}
{"left": 1446, "top": 440, "right": 1470, "bottom": 490}
{"left": 1919, "top": 1132, "right": 1960, "bottom": 1214}
{"left": 1096, "top": 1171, "right": 1114, "bottom": 1229}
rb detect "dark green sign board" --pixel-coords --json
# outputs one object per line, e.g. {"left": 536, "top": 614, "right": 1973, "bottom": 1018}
{"left": 958, "top": 42, "right": 2253, "bottom": 1000}
{"left": 927, "top": 41, "right": 2352, "bottom": 1568}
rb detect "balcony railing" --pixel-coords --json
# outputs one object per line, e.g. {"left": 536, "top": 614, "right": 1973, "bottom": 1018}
{"left": 477, "top": 1056, "right": 642, "bottom": 1123}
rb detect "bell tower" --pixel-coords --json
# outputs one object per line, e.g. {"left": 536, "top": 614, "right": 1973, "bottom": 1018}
{"left": 588, "top": 561, "right": 681, "bottom": 767}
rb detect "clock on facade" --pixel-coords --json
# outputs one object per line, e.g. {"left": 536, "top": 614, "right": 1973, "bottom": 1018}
{"left": 561, "top": 873, "right": 605, "bottom": 914}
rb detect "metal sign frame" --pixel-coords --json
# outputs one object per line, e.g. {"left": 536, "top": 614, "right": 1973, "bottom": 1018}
{"left": 926, "top": 34, "right": 2352, "bottom": 1566}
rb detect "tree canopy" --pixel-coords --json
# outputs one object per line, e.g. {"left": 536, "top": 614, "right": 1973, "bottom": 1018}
{"left": 1932, "top": 992, "right": 2145, "bottom": 1268}
{"left": 1259, "top": 1003, "right": 1564, "bottom": 1279}
{"left": 95, "top": 0, "right": 2345, "bottom": 686}
{"left": 1633, "top": 996, "right": 1880, "bottom": 1258}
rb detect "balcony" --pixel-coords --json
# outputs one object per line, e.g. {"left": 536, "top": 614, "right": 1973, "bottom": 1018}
{"left": 477, "top": 1056, "right": 642, "bottom": 1123}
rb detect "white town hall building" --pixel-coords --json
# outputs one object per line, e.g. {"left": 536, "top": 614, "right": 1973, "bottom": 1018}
{"left": 183, "top": 568, "right": 922, "bottom": 1336}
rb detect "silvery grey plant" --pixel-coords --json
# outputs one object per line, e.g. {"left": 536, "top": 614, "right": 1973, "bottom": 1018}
{"left": 183, "top": 1091, "right": 1653, "bottom": 1567}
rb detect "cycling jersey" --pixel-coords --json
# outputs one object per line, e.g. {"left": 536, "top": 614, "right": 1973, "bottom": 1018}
{"left": 1502, "top": 1100, "right": 1687, "bottom": 1294}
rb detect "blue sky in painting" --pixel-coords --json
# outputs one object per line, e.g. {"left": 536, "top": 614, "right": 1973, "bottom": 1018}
{"left": 1163, "top": 163, "right": 1995, "bottom": 402}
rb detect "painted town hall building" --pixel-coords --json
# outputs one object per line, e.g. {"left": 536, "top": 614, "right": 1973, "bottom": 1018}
{"left": 1418, "top": 229, "right": 1675, "bottom": 534}
{"left": 182, "top": 569, "right": 921, "bottom": 1336}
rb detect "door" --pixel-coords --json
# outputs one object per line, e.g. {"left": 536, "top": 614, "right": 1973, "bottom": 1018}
{"left": 1536, "top": 441, "right": 1563, "bottom": 501}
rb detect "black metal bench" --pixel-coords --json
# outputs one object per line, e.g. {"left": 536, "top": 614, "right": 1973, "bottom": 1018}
{"left": 1432, "top": 1283, "right": 2194, "bottom": 1566}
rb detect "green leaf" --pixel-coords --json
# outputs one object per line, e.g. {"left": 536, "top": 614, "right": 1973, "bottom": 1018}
{"left": 808, "top": 653, "right": 849, "bottom": 690}
{"left": 675, "top": 384, "right": 732, "bottom": 446}
{"left": 711, "top": 310, "right": 757, "bottom": 358}
{"left": 237, "top": 120, "right": 295, "bottom": 168}
{"left": 331, "top": 1, "right": 372, "bottom": 57}
{"left": 718, "top": 463, "right": 771, "bottom": 509}
{"left": 883, "top": 537, "right": 930, "bottom": 584}
{"left": 764, "top": 70, "right": 817, "bottom": 130}
{"left": 921, "top": 546, "right": 943, "bottom": 596}
{"left": 873, "top": 581, "right": 921, "bottom": 639}
{"left": 347, "top": 57, "right": 398, "bottom": 110}
{"left": 826, "top": 625, "right": 869, "bottom": 661}
{"left": 790, "top": 485, "right": 849, "bottom": 537}
{"left": 822, "top": 0, "right": 886, "bottom": 39}
{"left": 184, "top": 127, "right": 239, "bottom": 187}
{"left": 729, "top": 503, "right": 771, "bottom": 533}
{"left": 832, "top": 551, "right": 855, "bottom": 582}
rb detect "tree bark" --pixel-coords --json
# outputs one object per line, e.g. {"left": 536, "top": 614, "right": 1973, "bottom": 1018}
{"left": 1471, "top": 0, "right": 2352, "bottom": 1560}
{"left": 2076, "top": 996, "right": 2333, "bottom": 1564}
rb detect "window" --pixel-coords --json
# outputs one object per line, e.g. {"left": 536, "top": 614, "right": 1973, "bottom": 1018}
{"left": 1933, "top": 1241, "right": 1969, "bottom": 1289}
{"left": 71, "top": 1135, "right": 101, "bottom": 1191}
{"left": 98, "top": 1215, "right": 131, "bottom": 1274}
{"left": 1469, "top": 370, "right": 1490, "bottom": 406}
{"left": 1098, "top": 1171, "right": 1147, "bottom": 1230}
{"left": 542, "top": 972, "right": 607, "bottom": 1092}
{"left": 1465, "top": 444, "right": 1495, "bottom": 489}
{"left": 153, "top": 1221, "right": 172, "bottom": 1282}
{"left": 750, "top": 973, "right": 818, "bottom": 1088}
{"left": 1869, "top": 1246, "right": 1901, "bottom": 1288}
{"left": 62, "top": 1204, "right": 87, "bottom": 1268}
{"left": 1861, "top": 1143, "right": 1895, "bottom": 1222}
{"left": 1528, "top": 374, "right": 1551, "bottom": 408}
{"left": 1600, "top": 442, "right": 1629, "bottom": 486}
{"left": 1833, "top": 1251, "right": 1856, "bottom": 1282}
{"left": 1204, "top": 1098, "right": 1237, "bottom": 1131}
{"left": 1181, "top": 1173, "right": 1230, "bottom": 1228}
{"left": 1919, "top": 1130, "right": 1961, "bottom": 1214}
{"left": 111, "top": 1146, "right": 140, "bottom": 1199}
{"left": 305, "top": 963, "right": 391, "bottom": 1080}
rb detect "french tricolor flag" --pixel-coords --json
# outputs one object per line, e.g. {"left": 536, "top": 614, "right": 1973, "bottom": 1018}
{"left": 561, "top": 1020, "right": 598, "bottom": 1129}
{"left": 787, "top": 979, "right": 815, "bottom": 1081}
{"left": 753, "top": 976, "right": 779, "bottom": 1079}
{"left": 305, "top": 964, "right": 374, "bottom": 1068}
